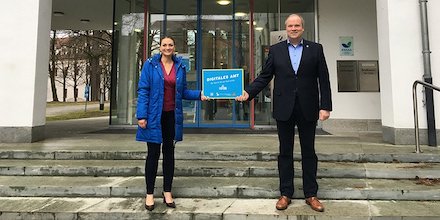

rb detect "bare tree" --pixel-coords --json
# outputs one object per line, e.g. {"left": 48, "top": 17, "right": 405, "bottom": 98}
{"left": 59, "top": 60, "right": 71, "bottom": 102}
{"left": 50, "top": 30, "right": 111, "bottom": 102}
{"left": 101, "top": 50, "right": 112, "bottom": 101}
{"left": 71, "top": 59, "right": 87, "bottom": 102}
{"left": 52, "top": 31, "right": 79, "bottom": 102}
{"left": 49, "top": 30, "right": 59, "bottom": 102}
{"left": 82, "top": 30, "right": 112, "bottom": 101}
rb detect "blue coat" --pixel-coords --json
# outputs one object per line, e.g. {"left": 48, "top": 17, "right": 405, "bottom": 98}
{"left": 136, "top": 54, "right": 201, "bottom": 143}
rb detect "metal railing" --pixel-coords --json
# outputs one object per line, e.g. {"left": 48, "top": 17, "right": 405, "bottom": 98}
{"left": 412, "top": 80, "right": 440, "bottom": 153}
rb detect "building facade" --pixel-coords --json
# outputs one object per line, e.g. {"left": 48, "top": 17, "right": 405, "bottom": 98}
{"left": 1, "top": 0, "right": 439, "bottom": 144}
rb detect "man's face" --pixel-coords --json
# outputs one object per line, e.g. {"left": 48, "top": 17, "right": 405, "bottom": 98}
{"left": 285, "top": 16, "right": 304, "bottom": 42}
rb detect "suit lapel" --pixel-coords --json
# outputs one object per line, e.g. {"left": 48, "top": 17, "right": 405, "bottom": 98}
{"left": 281, "top": 41, "right": 295, "bottom": 74}
{"left": 297, "top": 40, "right": 309, "bottom": 75}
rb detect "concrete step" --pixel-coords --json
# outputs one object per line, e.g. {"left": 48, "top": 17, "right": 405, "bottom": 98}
{"left": 1, "top": 159, "right": 439, "bottom": 179}
{"left": 1, "top": 176, "right": 439, "bottom": 200}
{"left": 1, "top": 149, "right": 440, "bottom": 163}
{"left": 1, "top": 197, "right": 440, "bottom": 220}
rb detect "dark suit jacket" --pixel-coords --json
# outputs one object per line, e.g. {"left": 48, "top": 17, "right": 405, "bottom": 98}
{"left": 246, "top": 39, "right": 332, "bottom": 122}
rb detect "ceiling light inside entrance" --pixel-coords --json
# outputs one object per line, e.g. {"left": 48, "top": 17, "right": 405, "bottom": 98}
{"left": 235, "top": 12, "right": 246, "bottom": 17}
{"left": 53, "top": 11, "right": 64, "bottom": 17}
{"left": 217, "top": 0, "right": 231, "bottom": 5}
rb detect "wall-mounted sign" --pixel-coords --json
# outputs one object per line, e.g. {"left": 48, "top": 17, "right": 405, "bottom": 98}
{"left": 202, "top": 69, "right": 244, "bottom": 99}
{"left": 270, "top": 31, "right": 287, "bottom": 45}
{"left": 337, "top": 61, "right": 358, "bottom": 92}
{"left": 336, "top": 60, "right": 379, "bottom": 92}
{"left": 358, "top": 61, "right": 380, "bottom": 92}
{"left": 339, "top": 36, "right": 354, "bottom": 56}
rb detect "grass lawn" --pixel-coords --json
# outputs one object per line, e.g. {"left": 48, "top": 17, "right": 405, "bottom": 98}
{"left": 47, "top": 101, "right": 102, "bottom": 107}
{"left": 46, "top": 101, "right": 110, "bottom": 121}
{"left": 46, "top": 109, "right": 109, "bottom": 121}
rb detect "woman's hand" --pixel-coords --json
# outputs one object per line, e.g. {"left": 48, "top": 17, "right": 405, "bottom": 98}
{"left": 138, "top": 119, "right": 147, "bottom": 128}
{"left": 201, "top": 91, "right": 209, "bottom": 101}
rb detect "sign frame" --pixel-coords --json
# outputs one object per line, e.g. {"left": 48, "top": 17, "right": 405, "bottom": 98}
{"left": 202, "top": 69, "right": 244, "bottom": 99}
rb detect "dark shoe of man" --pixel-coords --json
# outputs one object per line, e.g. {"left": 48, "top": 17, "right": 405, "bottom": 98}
{"left": 305, "top": 197, "right": 324, "bottom": 212}
{"left": 276, "top": 196, "right": 291, "bottom": 210}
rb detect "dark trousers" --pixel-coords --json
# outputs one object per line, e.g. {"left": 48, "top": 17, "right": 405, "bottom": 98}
{"left": 145, "top": 111, "right": 175, "bottom": 194}
{"left": 276, "top": 101, "right": 318, "bottom": 198}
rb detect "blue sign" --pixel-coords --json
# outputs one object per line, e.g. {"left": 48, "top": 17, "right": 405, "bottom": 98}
{"left": 202, "top": 69, "right": 244, "bottom": 99}
{"left": 84, "top": 84, "right": 90, "bottom": 100}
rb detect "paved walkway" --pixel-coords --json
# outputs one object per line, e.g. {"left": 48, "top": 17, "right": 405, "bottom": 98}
{"left": 1, "top": 117, "right": 437, "bottom": 158}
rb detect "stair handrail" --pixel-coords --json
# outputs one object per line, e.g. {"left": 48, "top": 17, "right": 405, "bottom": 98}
{"left": 412, "top": 80, "right": 440, "bottom": 153}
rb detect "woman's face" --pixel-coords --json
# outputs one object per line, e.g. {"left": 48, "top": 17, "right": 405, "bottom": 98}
{"left": 160, "top": 38, "right": 175, "bottom": 56}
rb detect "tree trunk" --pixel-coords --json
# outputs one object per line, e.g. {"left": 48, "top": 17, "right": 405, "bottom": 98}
{"left": 50, "top": 30, "right": 59, "bottom": 102}
{"left": 89, "top": 57, "right": 101, "bottom": 101}
{"left": 73, "top": 59, "right": 78, "bottom": 102}
{"left": 63, "top": 66, "right": 68, "bottom": 102}
{"left": 49, "top": 63, "right": 59, "bottom": 102}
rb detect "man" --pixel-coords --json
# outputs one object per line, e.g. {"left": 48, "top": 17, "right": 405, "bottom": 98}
{"left": 235, "top": 14, "right": 332, "bottom": 212}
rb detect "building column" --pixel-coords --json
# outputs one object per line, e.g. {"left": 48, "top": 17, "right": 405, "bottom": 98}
{"left": 0, "top": 0, "right": 52, "bottom": 142}
{"left": 376, "top": 0, "right": 440, "bottom": 144}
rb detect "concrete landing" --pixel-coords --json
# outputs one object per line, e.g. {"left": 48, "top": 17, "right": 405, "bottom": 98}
{"left": 0, "top": 197, "right": 439, "bottom": 220}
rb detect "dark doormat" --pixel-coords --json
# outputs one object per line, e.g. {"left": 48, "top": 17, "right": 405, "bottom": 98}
{"left": 90, "top": 127, "right": 331, "bottom": 135}
{"left": 183, "top": 128, "right": 330, "bottom": 135}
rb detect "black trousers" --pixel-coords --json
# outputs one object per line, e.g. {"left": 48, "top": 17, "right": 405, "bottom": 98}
{"left": 145, "top": 111, "right": 175, "bottom": 194}
{"left": 276, "top": 101, "right": 318, "bottom": 198}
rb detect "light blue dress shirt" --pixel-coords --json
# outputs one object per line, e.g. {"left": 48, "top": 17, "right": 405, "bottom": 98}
{"left": 287, "top": 39, "right": 303, "bottom": 73}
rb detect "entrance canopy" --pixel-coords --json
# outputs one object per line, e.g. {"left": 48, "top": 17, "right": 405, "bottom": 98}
{"left": 51, "top": 0, "right": 113, "bottom": 30}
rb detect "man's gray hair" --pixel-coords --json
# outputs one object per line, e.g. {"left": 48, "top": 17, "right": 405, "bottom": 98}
{"left": 285, "top": 14, "right": 304, "bottom": 27}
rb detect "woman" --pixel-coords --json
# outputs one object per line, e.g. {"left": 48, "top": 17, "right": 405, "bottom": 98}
{"left": 136, "top": 36, "right": 207, "bottom": 211}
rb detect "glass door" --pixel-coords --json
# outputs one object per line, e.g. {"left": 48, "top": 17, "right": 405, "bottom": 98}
{"left": 148, "top": 0, "right": 198, "bottom": 125}
{"left": 164, "top": 0, "right": 198, "bottom": 125}
{"left": 144, "top": 0, "right": 250, "bottom": 128}
{"left": 199, "top": 0, "right": 250, "bottom": 127}
{"left": 252, "top": 0, "right": 315, "bottom": 127}
{"left": 111, "top": 0, "right": 145, "bottom": 125}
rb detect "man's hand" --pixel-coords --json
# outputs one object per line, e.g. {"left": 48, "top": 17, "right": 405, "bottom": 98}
{"left": 138, "top": 119, "right": 147, "bottom": 128}
{"left": 235, "top": 91, "right": 249, "bottom": 102}
{"left": 319, "top": 110, "right": 330, "bottom": 121}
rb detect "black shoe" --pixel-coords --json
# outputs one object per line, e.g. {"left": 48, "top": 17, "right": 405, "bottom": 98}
{"left": 145, "top": 195, "right": 155, "bottom": 211}
{"left": 162, "top": 192, "right": 176, "bottom": 208}
{"left": 144, "top": 203, "right": 155, "bottom": 211}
